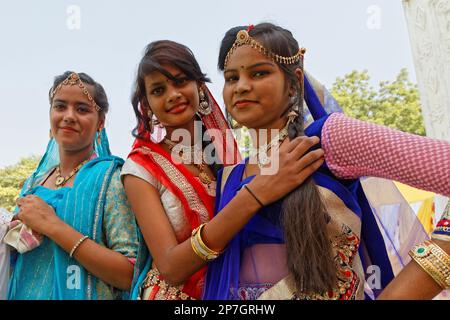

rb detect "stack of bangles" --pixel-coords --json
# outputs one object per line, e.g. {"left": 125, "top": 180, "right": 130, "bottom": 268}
{"left": 409, "top": 240, "right": 450, "bottom": 289}
{"left": 190, "top": 223, "right": 221, "bottom": 261}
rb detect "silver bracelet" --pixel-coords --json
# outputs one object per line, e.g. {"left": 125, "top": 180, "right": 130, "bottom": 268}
{"left": 69, "top": 235, "right": 89, "bottom": 258}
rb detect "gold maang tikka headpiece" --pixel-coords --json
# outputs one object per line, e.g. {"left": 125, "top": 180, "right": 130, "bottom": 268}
{"left": 50, "top": 72, "right": 101, "bottom": 112}
{"left": 224, "top": 28, "right": 306, "bottom": 69}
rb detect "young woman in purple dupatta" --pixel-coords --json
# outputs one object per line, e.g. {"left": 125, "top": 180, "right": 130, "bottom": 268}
{"left": 202, "top": 23, "right": 450, "bottom": 300}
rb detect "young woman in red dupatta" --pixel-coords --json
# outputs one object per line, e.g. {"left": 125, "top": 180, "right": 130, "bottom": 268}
{"left": 122, "top": 40, "right": 325, "bottom": 300}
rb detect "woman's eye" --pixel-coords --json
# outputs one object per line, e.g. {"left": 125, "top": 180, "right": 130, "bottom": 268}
{"left": 151, "top": 87, "right": 163, "bottom": 95}
{"left": 225, "top": 75, "right": 238, "bottom": 82}
{"left": 253, "top": 70, "right": 268, "bottom": 78}
{"left": 77, "top": 105, "right": 90, "bottom": 113}
{"left": 52, "top": 104, "right": 65, "bottom": 110}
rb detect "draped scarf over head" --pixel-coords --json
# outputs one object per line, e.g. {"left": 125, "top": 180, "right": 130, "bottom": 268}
{"left": 8, "top": 129, "right": 128, "bottom": 300}
{"left": 203, "top": 74, "right": 424, "bottom": 300}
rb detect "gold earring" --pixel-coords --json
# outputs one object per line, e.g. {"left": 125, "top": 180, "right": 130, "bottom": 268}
{"left": 97, "top": 129, "right": 101, "bottom": 145}
{"left": 147, "top": 109, "right": 154, "bottom": 133}
{"left": 198, "top": 89, "right": 212, "bottom": 116}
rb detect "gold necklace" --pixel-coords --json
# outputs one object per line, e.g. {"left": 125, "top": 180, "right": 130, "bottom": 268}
{"left": 163, "top": 138, "right": 213, "bottom": 186}
{"left": 54, "top": 159, "right": 89, "bottom": 188}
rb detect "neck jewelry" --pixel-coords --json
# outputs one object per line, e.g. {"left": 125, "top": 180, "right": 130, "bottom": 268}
{"left": 163, "top": 138, "right": 213, "bottom": 186}
{"left": 250, "top": 123, "right": 289, "bottom": 169}
{"left": 55, "top": 159, "right": 89, "bottom": 188}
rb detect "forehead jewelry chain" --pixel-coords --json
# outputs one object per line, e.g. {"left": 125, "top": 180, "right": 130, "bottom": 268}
{"left": 224, "top": 29, "right": 306, "bottom": 69}
{"left": 50, "top": 72, "right": 101, "bottom": 112}
{"left": 163, "top": 138, "right": 213, "bottom": 186}
{"left": 54, "top": 159, "right": 89, "bottom": 188}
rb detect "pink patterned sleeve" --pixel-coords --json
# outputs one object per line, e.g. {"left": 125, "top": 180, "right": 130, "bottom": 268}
{"left": 321, "top": 113, "right": 450, "bottom": 196}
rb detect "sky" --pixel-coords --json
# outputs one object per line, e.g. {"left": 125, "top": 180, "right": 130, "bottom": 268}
{"left": 0, "top": 0, "right": 417, "bottom": 168}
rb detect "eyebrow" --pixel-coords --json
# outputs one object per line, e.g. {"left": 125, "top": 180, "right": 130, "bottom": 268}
{"left": 224, "top": 61, "right": 276, "bottom": 74}
{"left": 148, "top": 72, "right": 185, "bottom": 88}
{"left": 52, "top": 99, "right": 91, "bottom": 106}
{"left": 148, "top": 81, "right": 165, "bottom": 89}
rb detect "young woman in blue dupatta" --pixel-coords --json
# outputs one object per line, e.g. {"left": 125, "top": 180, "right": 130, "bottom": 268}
{"left": 203, "top": 23, "right": 450, "bottom": 300}
{"left": 7, "top": 71, "right": 139, "bottom": 300}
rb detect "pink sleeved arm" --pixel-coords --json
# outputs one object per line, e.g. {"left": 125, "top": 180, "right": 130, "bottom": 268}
{"left": 321, "top": 113, "right": 450, "bottom": 196}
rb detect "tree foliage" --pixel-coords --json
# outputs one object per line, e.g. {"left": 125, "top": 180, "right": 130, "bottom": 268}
{"left": 0, "top": 156, "right": 40, "bottom": 211}
{"left": 331, "top": 68, "right": 425, "bottom": 135}
{"left": 235, "top": 69, "right": 425, "bottom": 153}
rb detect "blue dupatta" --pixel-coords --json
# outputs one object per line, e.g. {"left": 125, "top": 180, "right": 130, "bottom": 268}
{"left": 7, "top": 130, "right": 132, "bottom": 300}
{"left": 203, "top": 76, "right": 396, "bottom": 300}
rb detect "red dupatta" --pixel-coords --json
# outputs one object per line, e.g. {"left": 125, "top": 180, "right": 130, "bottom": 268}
{"left": 128, "top": 87, "right": 241, "bottom": 299}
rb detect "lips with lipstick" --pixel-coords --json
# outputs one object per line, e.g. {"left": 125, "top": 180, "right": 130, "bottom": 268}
{"left": 234, "top": 99, "right": 257, "bottom": 109}
{"left": 59, "top": 126, "right": 78, "bottom": 134}
{"left": 167, "top": 102, "right": 189, "bottom": 114}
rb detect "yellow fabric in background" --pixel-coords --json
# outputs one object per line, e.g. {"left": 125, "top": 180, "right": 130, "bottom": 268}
{"left": 394, "top": 182, "right": 435, "bottom": 203}
{"left": 394, "top": 181, "right": 435, "bottom": 234}
{"left": 416, "top": 198, "right": 435, "bottom": 234}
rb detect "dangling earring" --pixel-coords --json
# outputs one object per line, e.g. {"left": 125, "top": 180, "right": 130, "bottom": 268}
{"left": 49, "top": 129, "right": 53, "bottom": 139}
{"left": 197, "top": 89, "right": 212, "bottom": 116}
{"left": 287, "top": 110, "right": 299, "bottom": 125}
{"left": 289, "top": 93, "right": 300, "bottom": 111}
{"left": 146, "top": 109, "right": 154, "bottom": 133}
{"left": 97, "top": 129, "right": 101, "bottom": 145}
{"left": 226, "top": 110, "right": 242, "bottom": 129}
{"left": 290, "top": 95, "right": 296, "bottom": 106}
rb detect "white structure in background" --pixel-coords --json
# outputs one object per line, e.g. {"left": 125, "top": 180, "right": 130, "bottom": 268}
{"left": 402, "top": 0, "right": 449, "bottom": 216}
{"left": 402, "top": 0, "right": 449, "bottom": 141}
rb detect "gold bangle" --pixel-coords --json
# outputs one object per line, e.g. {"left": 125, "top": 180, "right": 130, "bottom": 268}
{"left": 190, "top": 223, "right": 220, "bottom": 261}
{"left": 409, "top": 240, "right": 450, "bottom": 289}
{"left": 191, "top": 236, "right": 213, "bottom": 261}
{"left": 190, "top": 231, "right": 214, "bottom": 261}
{"left": 190, "top": 236, "right": 206, "bottom": 261}
{"left": 427, "top": 241, "right": 450, "bottom": 267}
{"left": 69, "top": 235, "right": 89, "bottom": 258}
{"left": 195, "top": 224, "right": 220, "bottom": 255}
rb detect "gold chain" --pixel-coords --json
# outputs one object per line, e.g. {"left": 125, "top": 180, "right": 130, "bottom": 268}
{"left": 54, "top": 159, "right": 89, "bottom": 188}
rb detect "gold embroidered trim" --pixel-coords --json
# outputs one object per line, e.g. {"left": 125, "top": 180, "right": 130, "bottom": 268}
{"left": 137, "top": 146, "right": 210, "bottom": 224}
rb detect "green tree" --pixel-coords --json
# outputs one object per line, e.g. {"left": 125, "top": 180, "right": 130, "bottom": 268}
{"left": 331, "top": 69, "right": 425, "bottom": 136}
{"left": 0, "top": 156, "right": 40, "bottom": 211}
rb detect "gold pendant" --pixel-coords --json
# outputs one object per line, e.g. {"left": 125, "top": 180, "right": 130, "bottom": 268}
{"left": 55, "top": 176, "right": 65, "bottom": 186}
{"left": 198, "top": 172, "right": 211, "bottom": 185}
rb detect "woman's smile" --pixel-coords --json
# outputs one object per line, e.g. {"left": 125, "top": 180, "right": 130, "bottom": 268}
{"left": 167, "top": 102, "right": 189, "bottom": 114}
{"left": 234, "top": 99, "right": 257, "bottom": 109}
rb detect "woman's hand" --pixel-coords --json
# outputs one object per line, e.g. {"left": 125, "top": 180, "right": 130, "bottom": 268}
{"left": 249, "top": 136, "right": 324, "bottom": 205}
{"left": 16, "top": 195, "right": 63, "bottom": 236}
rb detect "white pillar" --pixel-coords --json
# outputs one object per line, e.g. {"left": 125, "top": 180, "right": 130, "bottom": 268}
{"left": 403, "top": 0, "right": 449, "bottom": 219}
{"left": 402, "top": 0, "right": 450, "bottom": 141}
